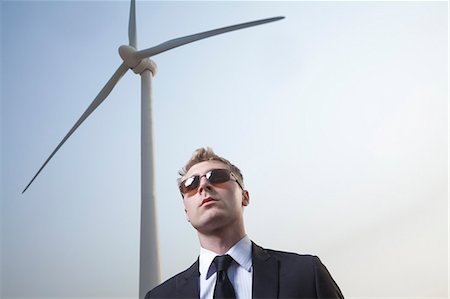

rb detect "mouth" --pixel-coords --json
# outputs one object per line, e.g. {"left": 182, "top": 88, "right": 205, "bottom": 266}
{"left": 200, "top": 197, "right": 217, "bottom": 207}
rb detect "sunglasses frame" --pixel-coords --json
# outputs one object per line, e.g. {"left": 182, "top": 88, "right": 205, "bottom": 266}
{"left": 179, "top": 168, "right": 244, "bottom": 196}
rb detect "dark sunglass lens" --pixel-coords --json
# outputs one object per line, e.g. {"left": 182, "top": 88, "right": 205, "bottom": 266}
{"left": 208, "top": 169, "right": 231, "bottom": 184}
{"left": 181, "top": 176, "right": 199, "bottom": 193}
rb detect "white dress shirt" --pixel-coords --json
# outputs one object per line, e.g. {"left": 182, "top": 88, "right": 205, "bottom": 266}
{"left": 199, "top": 235, "right": 253, "bottom": 299}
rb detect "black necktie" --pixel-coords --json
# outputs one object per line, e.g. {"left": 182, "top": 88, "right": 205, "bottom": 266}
{"left": 212, "top": 255, "right": 236, "bottom": 299}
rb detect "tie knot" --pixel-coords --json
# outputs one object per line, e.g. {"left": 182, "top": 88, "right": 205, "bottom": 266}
{"left": 213, "top": 255, "right": 234, "bottom": 272}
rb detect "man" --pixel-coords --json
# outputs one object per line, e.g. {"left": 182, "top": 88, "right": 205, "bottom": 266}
{"left": 146, "top": 147, "right": 344, "bottom": 299}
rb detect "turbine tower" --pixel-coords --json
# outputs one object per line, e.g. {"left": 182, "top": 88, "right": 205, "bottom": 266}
{"left": 22, "top": 1, "right": 284, "bottom": 297}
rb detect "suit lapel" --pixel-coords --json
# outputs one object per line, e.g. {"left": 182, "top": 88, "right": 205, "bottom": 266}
{"left": 176, "top": 259, "right": 200, "bottom": 298}
{"left": 252, "top": 243, "right": 279, "bottom": 298}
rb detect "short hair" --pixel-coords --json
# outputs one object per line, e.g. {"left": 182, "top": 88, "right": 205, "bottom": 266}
{"left": 178, "top": 147, "right": 244, "bottom": 188}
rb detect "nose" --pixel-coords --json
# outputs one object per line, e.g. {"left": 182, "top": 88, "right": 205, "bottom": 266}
{"left": 197, "top": 175, "right": 211, "bottom": 194}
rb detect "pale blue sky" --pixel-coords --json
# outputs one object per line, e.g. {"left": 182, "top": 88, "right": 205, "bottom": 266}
{"left": 1, "top": 1, "right": 448, "bottom": 298}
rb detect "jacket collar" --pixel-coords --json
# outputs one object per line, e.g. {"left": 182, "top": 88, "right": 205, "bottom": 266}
{"left": 175, "top": 259, "right": 200, "bottom": 299}
{"left": 252, "top": 242, "right": 279, "bottom": 298}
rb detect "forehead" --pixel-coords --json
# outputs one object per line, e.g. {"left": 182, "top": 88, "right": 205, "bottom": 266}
{"left": 184, "top": 160, "right": 229, "bottom": 178}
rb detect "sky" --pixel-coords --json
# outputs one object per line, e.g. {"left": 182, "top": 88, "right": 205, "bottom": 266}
{"left": 1, "top": 1, "right": 448, "bottom": 298}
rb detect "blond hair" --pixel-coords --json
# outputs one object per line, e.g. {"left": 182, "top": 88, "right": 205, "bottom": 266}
{"left": 178, "top": 147, "right": 244, "bottom": 188}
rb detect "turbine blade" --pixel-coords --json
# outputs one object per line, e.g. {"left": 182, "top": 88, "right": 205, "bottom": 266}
{"left": 135, "top": 16, "right": 284, "bottom": 59}
{"left": 22, "top": 63, "right": 129, "bottom": 194}
{"left": 129, "top": 0, "right": 137, "bottom": 48}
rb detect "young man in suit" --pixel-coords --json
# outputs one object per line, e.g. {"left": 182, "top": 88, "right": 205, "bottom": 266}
{"left": 146, "top": 147, "right": 344, "bottom": 299}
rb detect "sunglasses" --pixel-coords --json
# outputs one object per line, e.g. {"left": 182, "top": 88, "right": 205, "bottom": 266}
{"left": 179, "top": 168, "right": 243, "bottom": 195}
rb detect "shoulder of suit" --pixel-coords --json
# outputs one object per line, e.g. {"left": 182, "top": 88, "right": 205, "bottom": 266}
{"left": 145, "top": 259, "right": 199, "bottom": 298}
{"left": 266, "top": 247, "right": 317, "bottom": 259}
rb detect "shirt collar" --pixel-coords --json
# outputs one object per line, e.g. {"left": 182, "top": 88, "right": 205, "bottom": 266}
{"left": 199, "top": 235, "right": 252, "bottom": 279}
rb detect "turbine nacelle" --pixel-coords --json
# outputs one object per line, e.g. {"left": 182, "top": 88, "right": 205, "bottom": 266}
{"left": 119, "top": 45, "right": 157, "bottom": 75}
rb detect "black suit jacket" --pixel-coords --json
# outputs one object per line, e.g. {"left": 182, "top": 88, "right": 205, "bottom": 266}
{"left": 146, "top": 243, "right": 344, "bottom": 298}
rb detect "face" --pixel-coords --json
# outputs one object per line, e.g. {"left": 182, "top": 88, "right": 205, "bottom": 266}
{"left": 180, "top": 160, "right": 249, "bottom": 235}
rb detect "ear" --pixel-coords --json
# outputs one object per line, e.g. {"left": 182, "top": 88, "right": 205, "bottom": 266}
{"left": 242, "top": 190, "right": 250, "bottom": 206}
{"left": 182, "top": 197, "right": 190, "bottom": 222}
{"left": 184, "top": 208, "right": 190, "bottom": 222}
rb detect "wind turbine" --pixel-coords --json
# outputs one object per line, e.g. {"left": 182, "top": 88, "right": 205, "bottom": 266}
{"left": 22, "top": 1, "right": 284, "bottom": 297}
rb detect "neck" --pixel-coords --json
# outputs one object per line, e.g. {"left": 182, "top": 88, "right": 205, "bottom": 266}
{"left": 198, "top": 227, "right": 246, "bottom": 255}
